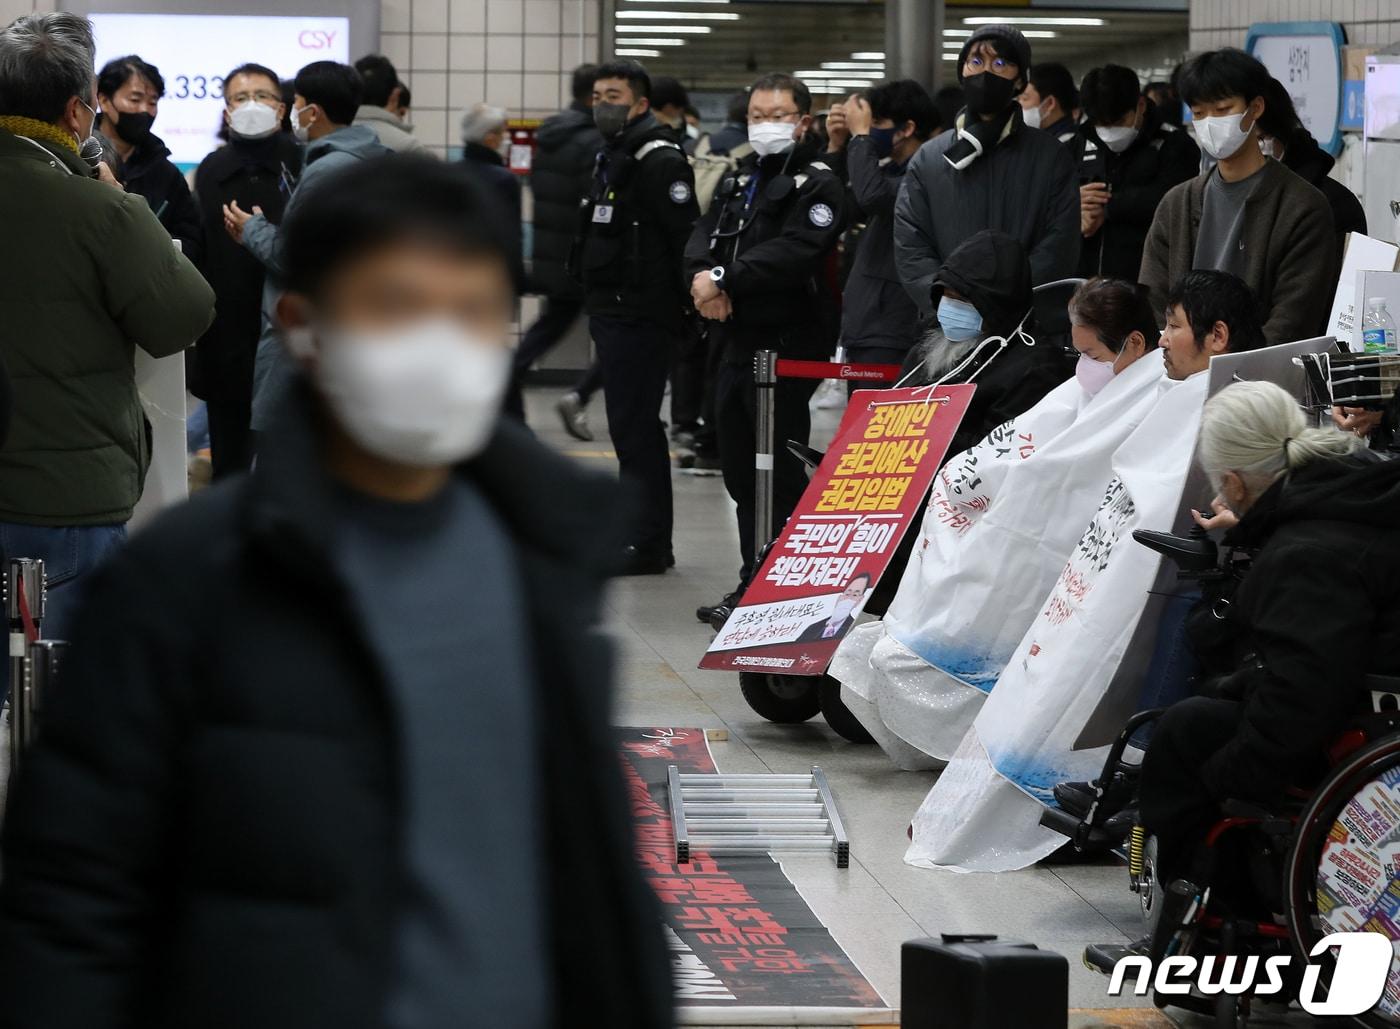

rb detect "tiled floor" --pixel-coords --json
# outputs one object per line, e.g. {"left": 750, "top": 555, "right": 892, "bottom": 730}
{"left": 524, "top": 385, "right": 1319, "bottom": 1028}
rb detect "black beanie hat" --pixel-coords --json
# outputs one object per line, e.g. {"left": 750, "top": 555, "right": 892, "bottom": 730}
{"left": 956, "top": 24, "right": 1032, "bottom": 84}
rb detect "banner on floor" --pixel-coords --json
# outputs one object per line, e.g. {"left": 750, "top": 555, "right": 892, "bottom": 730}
{"left": 699, "top": 386, "right": 975, "bottom": 675}
{"left": 619, "top": 727, "right": 889, "bottom": 1013}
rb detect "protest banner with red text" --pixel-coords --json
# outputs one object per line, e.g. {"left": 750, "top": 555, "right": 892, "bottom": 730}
{"left": 700, "top": 385, "right": 974, "bottom": 675}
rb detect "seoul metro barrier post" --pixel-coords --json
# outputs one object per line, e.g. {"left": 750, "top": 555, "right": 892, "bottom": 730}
{"left": 6, "top": 558, "right": 43, "bottom": 775}
{"left": 701, "top": 352, "right": 975, "bottom": 739}
{"left": 4, "top": 558, "right": 69, "bottom": 780}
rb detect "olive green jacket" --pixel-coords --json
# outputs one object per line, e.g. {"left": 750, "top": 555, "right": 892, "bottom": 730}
{"left": 0, "top": 127, "right": 215, "bottom": 525}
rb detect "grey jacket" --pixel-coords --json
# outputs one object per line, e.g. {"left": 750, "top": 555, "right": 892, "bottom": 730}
{"left": 893, "top": 118, "right": 1080, "bottom": 318}
{"left": 354, "top": 105, "right": 428, "bottom": 155}
{"left": 1139, "top": 158, "right": 1338, "bottom": 344}
{"left": 245, "top": 125, "right": 388, "bottom": 430}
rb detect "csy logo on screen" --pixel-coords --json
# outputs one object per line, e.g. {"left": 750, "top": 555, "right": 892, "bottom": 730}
{"left": 298, "top": 30, "right": 338, "bottom": 49}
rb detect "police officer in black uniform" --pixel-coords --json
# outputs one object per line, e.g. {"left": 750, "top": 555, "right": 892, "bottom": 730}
{"left": 575, "top": 60, "right": 699, "bottom": 575}
{"left": 684, "top": 72, "right": 846, "bottom": 620}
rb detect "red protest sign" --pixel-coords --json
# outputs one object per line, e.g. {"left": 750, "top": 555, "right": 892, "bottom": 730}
{"left": 700, "top": 385, "right": 975, "bottom": 675}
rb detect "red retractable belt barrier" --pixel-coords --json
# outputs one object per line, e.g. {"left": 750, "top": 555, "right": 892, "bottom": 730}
{"left": 773, "top": 360, "right": 903, "bottom": 382}
{"left": 16, "top": 577, "right": 37, "bottom": 644}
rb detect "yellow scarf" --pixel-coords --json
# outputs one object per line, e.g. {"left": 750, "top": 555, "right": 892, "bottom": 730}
{"left": 0, "top": 115, "right": 79, "bottom": 154}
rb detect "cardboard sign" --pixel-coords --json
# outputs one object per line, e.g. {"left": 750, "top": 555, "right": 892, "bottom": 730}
{"left": 700, "top": 385, "right": 974, "bottom": 676}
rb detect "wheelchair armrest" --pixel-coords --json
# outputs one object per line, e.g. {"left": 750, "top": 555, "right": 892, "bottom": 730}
{"left": 1132, "top": 528, "right": 1218, "bottom": 573}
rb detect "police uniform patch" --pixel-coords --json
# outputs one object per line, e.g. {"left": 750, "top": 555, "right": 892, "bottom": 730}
{"left": 669, "top": 180, "right": 692, "bottom": 204}
{"left": 808, "top": 202, "right": 834, "bottom": 228}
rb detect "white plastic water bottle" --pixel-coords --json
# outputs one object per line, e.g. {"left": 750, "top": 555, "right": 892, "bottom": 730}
{"left": 1361, "top": 297, "right": 1398, "bottom": 354}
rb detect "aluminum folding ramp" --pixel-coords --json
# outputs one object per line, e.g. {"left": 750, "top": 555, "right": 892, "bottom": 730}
{"left": 667, "top": 764, "right": 849, "bottom": 868}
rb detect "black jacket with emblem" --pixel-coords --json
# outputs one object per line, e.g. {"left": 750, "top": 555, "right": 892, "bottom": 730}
{"left": 575, "top": 113, "right": 699, "bottom": 330}
{"left": 684, "top": 138, "right": 846, "bottom": 360}
{"left": 1077, "top": 102, "right": 1200, "bottom": 281}
{"left": 0, "top": 380, "right": 674, "bottom": 1029}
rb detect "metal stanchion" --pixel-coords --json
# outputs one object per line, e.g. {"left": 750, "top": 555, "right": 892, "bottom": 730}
{"left": 5, "top": 558, "right": 45, "bottom": 774}
{"left": 23, "top": 640, "right": 66, "bottom": 753}
{"left": 754, "top": 349, "right": 778, "bottom": 552}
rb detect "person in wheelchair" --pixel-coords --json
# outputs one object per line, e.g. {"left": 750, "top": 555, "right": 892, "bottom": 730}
{"left": 1087, "top": 380, "right": 1400, "bottom": 970}
{"left": 897, "top": 228, "right": 1073, "bottom": 462}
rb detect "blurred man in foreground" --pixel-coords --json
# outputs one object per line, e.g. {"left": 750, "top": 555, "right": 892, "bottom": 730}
{"left": 0, "top": 156, "right": 671, "bottom": 1029}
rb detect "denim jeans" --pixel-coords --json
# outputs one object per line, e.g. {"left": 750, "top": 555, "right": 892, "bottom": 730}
{"left": 0, "top": 521, "right": 127, "bottom": 701}
{"left": 1130, "top": 587, "right": 1204, "bottom": 748}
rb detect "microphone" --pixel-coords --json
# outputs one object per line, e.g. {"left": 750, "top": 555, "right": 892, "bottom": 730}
{"left": 78, "top": 136, "right": 104, "bottom": 170}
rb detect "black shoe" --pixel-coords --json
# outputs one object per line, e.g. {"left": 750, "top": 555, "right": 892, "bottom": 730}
{"left": 697, "top": 588, "right": 742, "bottom": 624}
{"left": 616, "top": 546, "right": 672, "bottom": 576}
{"left": 680, "top": 450, "right": 722, "bottom": 476}
{"left": 1054, "top": 781, "right": 1096, "bottom": 818}
{"left": 1083, "top": 936, "right": 1150, "bottom": 976}
{"left": 1054, "top": 776, "right": 1134, "bottom": 821}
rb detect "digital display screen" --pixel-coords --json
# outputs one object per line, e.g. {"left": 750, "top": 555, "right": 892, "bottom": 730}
{"left": 90, "top": 13, "right": 350, "bottom": 168}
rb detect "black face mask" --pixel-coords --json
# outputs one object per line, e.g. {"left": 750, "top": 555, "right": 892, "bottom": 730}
{"left": 594, "top": 102, "right": 632, "bottom": 140}
{"left": 962, "top": 72, "right": 1018, "bottom": 118}
{"left": 111, "top": 110, "right": 155, "bottom": 145}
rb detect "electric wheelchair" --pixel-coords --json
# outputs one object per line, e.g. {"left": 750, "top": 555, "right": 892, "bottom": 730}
{"left": 1042, "top": 524, "right": 1400, "bottom": 1027}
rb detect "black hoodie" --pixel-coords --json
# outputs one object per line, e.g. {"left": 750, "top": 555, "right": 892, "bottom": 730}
{"left": 1283, "top": 134, "right": 1368, "bottom": 267}
{"left": 1200, "top": 455, "right": 1400, "bottom": 803}
{"left": 904, "top": 229, "right": 1072, "bottom": 460}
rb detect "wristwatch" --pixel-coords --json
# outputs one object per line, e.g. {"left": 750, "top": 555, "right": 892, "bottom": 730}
{"left": 709, "top": 266, "right": 726, "bottom": 288}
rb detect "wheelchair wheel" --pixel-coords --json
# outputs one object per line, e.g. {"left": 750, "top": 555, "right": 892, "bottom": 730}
{"left": 1214, "top": 993, "right": 1246, "bottom": 1028}
{"left": 818, "top": 676, "right": 875, "bottom": 743}
{"left": 1286, "top": 734, "right": 1400, "bottom": 1028}
{"left": 739, "top": 672, "right": 820, "bottom": 723}
{"left": 1137, "top": 833, "right": 1162, "bottom": 932}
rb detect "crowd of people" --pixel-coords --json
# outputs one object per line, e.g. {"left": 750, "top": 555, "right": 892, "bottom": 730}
{"left": 0, "top": 6, "right": 1398, "bottom": 1023}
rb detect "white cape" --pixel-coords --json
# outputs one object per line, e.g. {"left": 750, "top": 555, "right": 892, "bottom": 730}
{"left": 830, "top": 350, "right": 1168, "bottom": 765}
{"left": 904, "top": 371, "right": 1210, "bottom": 871}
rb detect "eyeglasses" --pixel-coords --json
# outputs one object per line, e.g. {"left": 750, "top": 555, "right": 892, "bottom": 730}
{"left": 228, "top": 91, "right": 282, "bottom": 106}
{"left": 965, "top": 55, "right": 1013, "bottom": 72}
{"left": 747, "top": 111, "right": 799, "bottom": 124}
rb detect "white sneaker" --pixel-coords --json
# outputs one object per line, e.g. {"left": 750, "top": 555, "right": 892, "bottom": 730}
{"left": 811, "top": 379, "right": 847, "bottom": 410}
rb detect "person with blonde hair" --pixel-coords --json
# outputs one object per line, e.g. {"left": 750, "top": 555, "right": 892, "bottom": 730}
{"left": 1087, "top": 380, "right": 1400, "bottom": 971}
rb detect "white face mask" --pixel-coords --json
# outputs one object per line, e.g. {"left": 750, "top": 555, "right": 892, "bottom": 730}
{"left": 229, "top": 101, "right": 280, "bottom": 141}
{"left": 1021, "top": 103, "right": 1043, "bottom": 130}
{"left": 830, "top": 596, "right": 859, "bottom": 623}
{"left": 291, "top": 104, "right": 312, "bottom": 144}
{"left": 748, "top": 120, "right": 797, "bottom": 157}
{"left": 291, "top": 318, "right": 510, "bottom": 467}
{"left": 1194, "top": 111, "right": 1253, "bottom": 161}
{"left": 1096, "top": 124, "right": 1139, "bottom": 153}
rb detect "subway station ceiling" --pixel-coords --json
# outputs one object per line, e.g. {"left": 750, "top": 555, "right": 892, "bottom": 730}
{"left": 612, "top": 2, "right": 1190, "bottom": 98}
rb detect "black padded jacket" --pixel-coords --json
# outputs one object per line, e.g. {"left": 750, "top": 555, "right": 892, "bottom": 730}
{"left": 0, "top": 383, "right": 674, "bottom": 1029}
{"left": 530, "top": 102, "right": 603, "bottom": 298}
{"left": 1199, "top": 456, "right": 1400, "bottom": 803}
